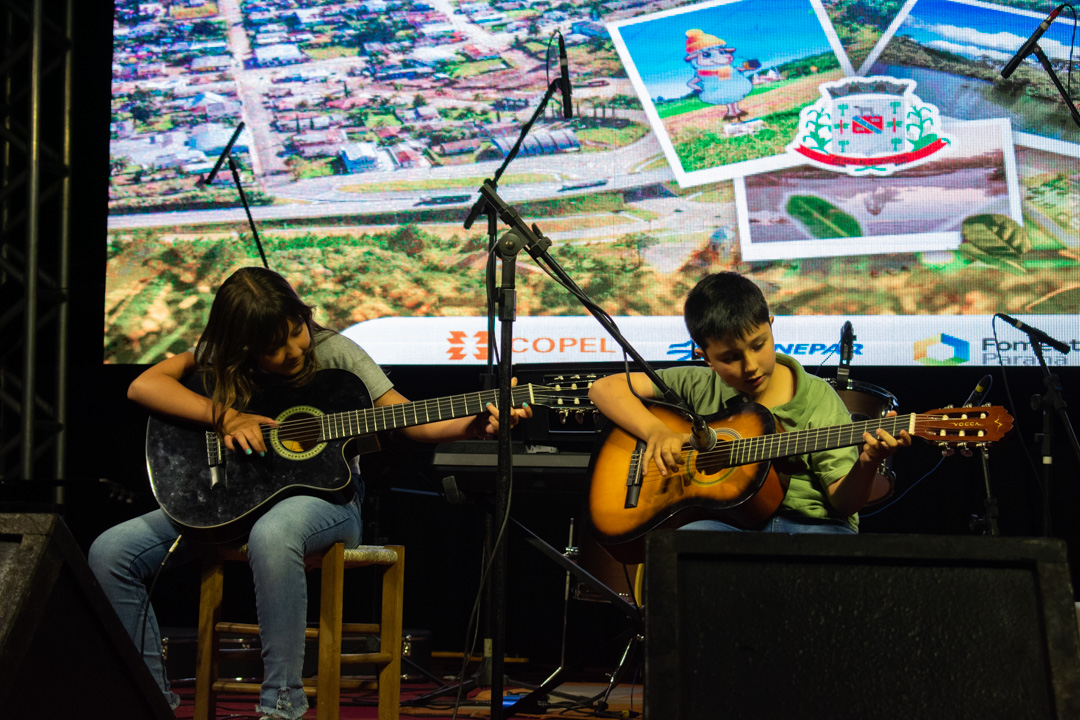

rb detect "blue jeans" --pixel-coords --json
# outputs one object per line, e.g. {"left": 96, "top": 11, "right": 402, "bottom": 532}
{"left": 679, "top": 514, "right": 857, "bottom": 534}
{"left": 88, "top": 492, "right": 362, "bottom": 719}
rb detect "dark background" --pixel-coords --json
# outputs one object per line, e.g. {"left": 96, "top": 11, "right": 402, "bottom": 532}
{"left": 23, "top": 1, "right": 1080, "bottom": 675}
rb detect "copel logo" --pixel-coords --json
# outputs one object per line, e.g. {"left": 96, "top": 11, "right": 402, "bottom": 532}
{"left": 447, "top": 331, "right": 488, "bottom": 361}
{"left": 446, "top": 331, "right": 619, "bottom": 361}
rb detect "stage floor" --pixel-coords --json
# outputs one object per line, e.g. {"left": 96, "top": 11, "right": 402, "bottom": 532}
{"left": 171, "top": 679, "right": 642, "bottom": 719}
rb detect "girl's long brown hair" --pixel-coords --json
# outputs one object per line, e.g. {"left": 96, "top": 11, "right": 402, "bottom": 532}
{"left": 194, "top": 267, "right": 322, "bottom": 438}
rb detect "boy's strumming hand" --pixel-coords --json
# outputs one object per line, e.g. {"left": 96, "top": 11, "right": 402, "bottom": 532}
{"left": 646, "top": 427, "right": 689, "bottom": 477}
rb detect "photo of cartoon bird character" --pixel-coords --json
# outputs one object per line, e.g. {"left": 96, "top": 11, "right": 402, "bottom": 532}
{"left": 685, "top": 29, "right": 761, "bottom": 118}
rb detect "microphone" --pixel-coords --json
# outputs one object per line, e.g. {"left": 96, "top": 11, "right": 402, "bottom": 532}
{"left": 200, "top": 122, "right": 245, "bottom": 187}
{"left": 462, "top": 191, "right": 486, "bottom": 230}
{"left": 995, "top": 313, "right": 1071, "bottom": 354}
{"left": 558, "top": 32, "right": 573, "bottom": 119}
{"left": 839, "top": 321, "right": 855, "bottom": 365}
{"left": 1001, "top": 6, "right": 1062, "bottom": 79}
{"left": 961, "top": 374, "right": 993, "bottom": 408}
{"left": 690, "top": 415, "right": 717, "bottom": 451}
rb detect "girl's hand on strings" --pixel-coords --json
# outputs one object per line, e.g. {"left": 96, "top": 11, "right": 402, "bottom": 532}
{"left": 223, "top": 411, "right": 278, "bottom": 455}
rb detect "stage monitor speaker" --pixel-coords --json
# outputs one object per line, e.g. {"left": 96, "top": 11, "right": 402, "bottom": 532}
{"left": 0, "top": 513, "right": 175, "bottom": 718}
{"left": 645, "top": 531, "right": 1080, "bottom": 720}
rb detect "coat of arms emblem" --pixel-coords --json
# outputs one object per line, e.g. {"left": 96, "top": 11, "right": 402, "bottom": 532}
{"left": 787, "top": 76, "right": 951, "bottom": 177}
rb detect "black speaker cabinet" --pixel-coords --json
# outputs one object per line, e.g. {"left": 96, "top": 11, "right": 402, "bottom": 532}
{"left": 645, "top": 531, "right": 1080, "bottom": 719}
{"left": 0, "top": 513, "right": 175, "bottom": 718}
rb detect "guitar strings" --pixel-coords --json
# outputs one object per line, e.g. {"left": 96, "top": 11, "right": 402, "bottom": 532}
{"left": 232, "top": 405, "right": 988, "bottom": 450}
{"left": 213, "top": 385, "right": 578, "bottom": 444}
{"left": 649, "top": 411, "right": 995, "bottom": 470}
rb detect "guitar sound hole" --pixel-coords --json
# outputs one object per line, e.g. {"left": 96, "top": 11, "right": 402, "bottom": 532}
{"left": 694, "top": 450, "right": 725, "bottom": 476}
{"left": 278, "top": 413, "right": 318, "bottom": 453}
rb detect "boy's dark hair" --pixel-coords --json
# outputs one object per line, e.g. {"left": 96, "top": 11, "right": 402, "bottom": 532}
{"left": 683, "top": 272, "right": 771, "bottom": 349}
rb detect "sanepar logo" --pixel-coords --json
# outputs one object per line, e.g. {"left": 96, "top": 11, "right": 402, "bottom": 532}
{"left": 774, "top": 342, "right": 862, "bottom": 356}
{"left": 915, "top": 333, "right": 970, "bottom": 366}
{"left": 667, "top": 340, "right": 863, "bottom": 361}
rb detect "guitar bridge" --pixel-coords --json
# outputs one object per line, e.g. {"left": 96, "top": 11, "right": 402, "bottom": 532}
{"left": 206, "top": 431, "right": 226, "bottom": 488}
{"left": 624, "top": 443, "right": 645, "bottom": 509}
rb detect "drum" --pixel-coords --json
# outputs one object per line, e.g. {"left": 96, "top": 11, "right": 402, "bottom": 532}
{"left": 567, "top": 532, "right": 642, "bottom": 604}
{"left": 828, "top": 379, "right": 898, "bottom": 506}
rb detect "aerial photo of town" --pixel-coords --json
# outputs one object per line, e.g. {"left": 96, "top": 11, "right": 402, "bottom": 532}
{"left": 105, "top": 0, "right": 1080, "bottom": 364}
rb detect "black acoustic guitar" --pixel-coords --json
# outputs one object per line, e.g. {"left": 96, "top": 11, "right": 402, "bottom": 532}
{"left": 146, "top": 368, "right": 592, "bottom": 544}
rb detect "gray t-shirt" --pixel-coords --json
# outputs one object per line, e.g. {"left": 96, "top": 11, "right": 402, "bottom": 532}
{"left": 313, "top": 330, "right": 393, "bottom": 402}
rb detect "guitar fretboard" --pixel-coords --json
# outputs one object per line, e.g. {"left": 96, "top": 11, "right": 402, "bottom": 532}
{"left": 719, "top": 414, "right": 916, "bottom": 465}
{"left": 201, "top": 379, "right": 595, "bottom": 466}
{"left": 318, "top": 386, "right": 542, "bottom": 440}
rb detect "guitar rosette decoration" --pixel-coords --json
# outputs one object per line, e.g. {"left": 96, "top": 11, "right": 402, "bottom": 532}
{"left": 786, "top": 76, "right": 952, "bottom": 177}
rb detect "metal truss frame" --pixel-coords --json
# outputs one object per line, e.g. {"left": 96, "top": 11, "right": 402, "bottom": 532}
{"left": 0, "top": 0, "right": 73, "bottom": 486}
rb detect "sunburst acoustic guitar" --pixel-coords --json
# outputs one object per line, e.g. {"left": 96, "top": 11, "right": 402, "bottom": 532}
{"left": 589, "top": 402, "right": 1013, "bottom": 563}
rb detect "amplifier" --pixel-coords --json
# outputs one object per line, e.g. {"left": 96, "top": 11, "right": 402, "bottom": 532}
{"left": 646, "top": 531, "right": 1080, "bottom": 719}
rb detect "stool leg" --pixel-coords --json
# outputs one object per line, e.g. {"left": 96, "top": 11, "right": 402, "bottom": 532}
{"left": 378, "top": 546, "right": 404, "bottom": 720}
{"left": 195, "top": 553, "right": 224, "bottom": 720}
{"left": 317, "top": 543, "right": 346, "bottom": 720}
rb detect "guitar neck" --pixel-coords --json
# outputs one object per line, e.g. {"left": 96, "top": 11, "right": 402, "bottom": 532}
{"left": 321, "top": 386, "right": 526, "bottom": 440}
{"left": 724, "top": 413, "right": 915, "bottom": 465}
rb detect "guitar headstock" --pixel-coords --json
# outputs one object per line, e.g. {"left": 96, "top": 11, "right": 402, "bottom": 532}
{"left": 522, "top": 375, "right": 598, "bottom": 425}
{"left": 912, "top": 406, "right": 1014, "bottom": 449}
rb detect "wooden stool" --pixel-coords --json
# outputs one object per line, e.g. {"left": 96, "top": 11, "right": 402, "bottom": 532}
{"left": 193, "top": 543, "right": 404, "bottom": 720}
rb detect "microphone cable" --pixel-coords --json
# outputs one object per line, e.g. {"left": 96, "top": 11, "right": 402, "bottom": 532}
{"left": 139, "top": 534, "right": 183, "bottom": 672}
{"left": 859, "top": 456, "right": 945, "bottom": 519}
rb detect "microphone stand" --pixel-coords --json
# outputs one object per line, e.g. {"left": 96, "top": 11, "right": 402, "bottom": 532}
{"left": 200, "top": 123, "right": 269, "bottom": 269}
{"left": 475, "top": 182, "right": 696, "bottom": 422}
{"left": 1029, "top": 44, "right": 1080, "bottom": 130}
{"left": 226, "top": 155, "right": 269, "bottom": 270}
{"left": 463, "top": 75, "right": 569, "bottom": 381}
{"left": 473, "top": 181, "right": 699, "bottom": 716}
{"left": 455, "top": 72, "right": 568, "bottom": 717}
{"left": 970, "top": 444, "right": 1000, "bottom": 536}
{"left": 836, "top": 321, "right": 855, "bottom": 390}
{"left": 1027, "top": 341, "right": 1080, "bottom": 536}
{"left": 475, "top": 180, "right": 693, "bottom": 719}
{"left": 966, "top": 384, "right": 999, "bottom": 537}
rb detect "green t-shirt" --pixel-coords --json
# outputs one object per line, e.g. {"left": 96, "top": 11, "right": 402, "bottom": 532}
{"left": 655, "top": 354, "right": 860, "bottom": 528}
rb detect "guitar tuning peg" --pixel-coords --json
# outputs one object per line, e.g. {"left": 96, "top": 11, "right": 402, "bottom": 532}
{"left": 940, "top": 444, "right": 955, "bottom": 457}
{"left": 558, "top": 411, "right": 568, "bottom": 425}
{"left": 575, "top": 410, "right": 585, "bottom": 424}
{"left": 960, "top": 445, "right": 973, "bottom": 458}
